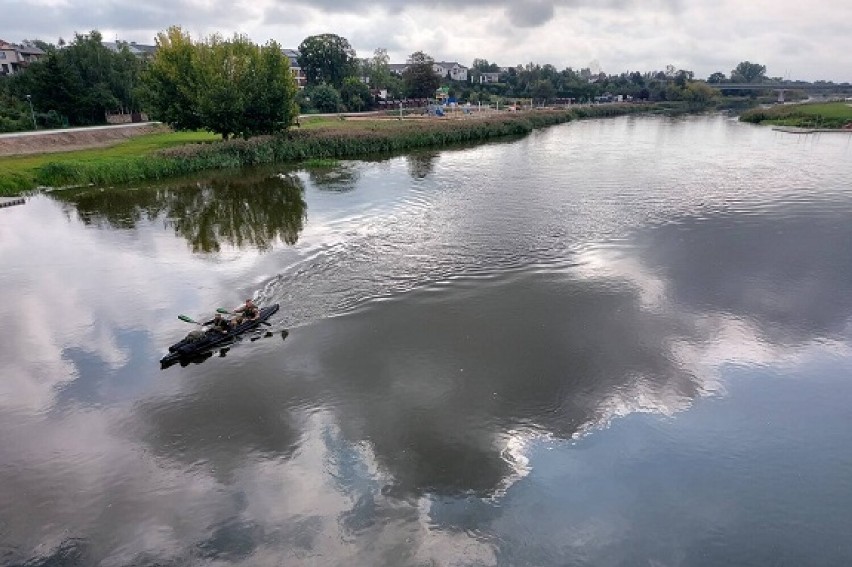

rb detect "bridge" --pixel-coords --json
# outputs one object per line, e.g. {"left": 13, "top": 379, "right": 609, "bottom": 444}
{"left": 702, "top": 82, "right": 852, "bottom": 102}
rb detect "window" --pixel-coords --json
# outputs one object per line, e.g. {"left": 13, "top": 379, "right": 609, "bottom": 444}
{"left": 1, "top": 63, "right": 8, "bottom": 73}
{"left": 0, "top": 52, "right": 7, "bottom": 59}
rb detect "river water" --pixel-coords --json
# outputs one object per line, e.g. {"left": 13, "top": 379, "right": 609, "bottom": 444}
{"left": 2, "top": 115, "right": 852, "bottom": 566}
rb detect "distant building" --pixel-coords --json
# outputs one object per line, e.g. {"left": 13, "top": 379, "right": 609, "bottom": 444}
{"left": 433, "top": 61, "right": 468, "bottom": 82}
{"left": 477, "top": 72, "right": 501, "bottom": 84}
{"left": 388, "top": 61, "right": 469, "bottom": 81}
{"left": 103, "top": 40, "right": 157, "bottom": 59}
{"left": 0, "top": 39, "right": 46, "bottom": 75}
{"left": 282, "top": 48, "right": 306, "bottom": 89}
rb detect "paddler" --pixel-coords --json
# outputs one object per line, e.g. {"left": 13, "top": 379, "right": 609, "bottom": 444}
{"left": 233, "top": 298, "right": 259, "bottom": 325}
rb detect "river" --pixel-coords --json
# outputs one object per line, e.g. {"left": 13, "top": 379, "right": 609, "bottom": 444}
{"left": 2, "top": 114, "right": 852, "bottom": 566}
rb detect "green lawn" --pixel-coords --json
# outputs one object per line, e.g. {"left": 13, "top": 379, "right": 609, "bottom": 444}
{"left": 740, "top": 101, "right": 852, "bottom": 128}
{"left": 0, "top": 130, "right": 220, "bottom": 194}
{"left": 792, "top": 102, "right": 852, "bottom": 119}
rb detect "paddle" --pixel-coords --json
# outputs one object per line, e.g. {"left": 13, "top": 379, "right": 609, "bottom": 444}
{"left": 178, "top": 315, "right": 204, "bottom": 325}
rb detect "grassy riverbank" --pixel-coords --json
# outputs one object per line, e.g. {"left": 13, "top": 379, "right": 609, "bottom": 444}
{"left": 739, "top": 102, "right": 852, "bottom": 129}
{"left": 0, "top": 130, "right": 220, "bottom": 195}
{"left": 1, "top": 103, "right": 680, "bottom": 195}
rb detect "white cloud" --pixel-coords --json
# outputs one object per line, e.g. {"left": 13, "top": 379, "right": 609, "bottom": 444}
{"left": 3, "top": 0, "right": 850, "bottom": 81}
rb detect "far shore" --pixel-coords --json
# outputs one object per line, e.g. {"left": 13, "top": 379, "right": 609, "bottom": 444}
{"left": 0, "top": 103, "right": 702, "bottom": 196}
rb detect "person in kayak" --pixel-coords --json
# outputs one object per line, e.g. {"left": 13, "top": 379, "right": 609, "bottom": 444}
{"left": 233, "top": 298, "right": 259, "bottom": 325}
{"left": 208, "top": 313, "right": 232, "bottom": 334}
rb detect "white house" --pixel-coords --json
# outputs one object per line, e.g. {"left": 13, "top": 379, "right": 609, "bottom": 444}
{"left": 388, "top": 61, "right": 469, "bottom": 82}
{"left": 433, "top": 61, "right": 468, "bottom": 82}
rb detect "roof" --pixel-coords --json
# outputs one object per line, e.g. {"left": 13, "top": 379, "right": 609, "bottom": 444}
{"left": 434, "top": 61, "right": 467, "bottom": 69}
{"left": 282, "top": 48, "right": 300, "bottom": 67}
{"left": 0, "top": 40, "right": 46, "bottom": 55}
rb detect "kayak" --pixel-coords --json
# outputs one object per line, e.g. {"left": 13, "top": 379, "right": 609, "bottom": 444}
{"left": 160, "top": 304, "right": 280, "bottom": 367}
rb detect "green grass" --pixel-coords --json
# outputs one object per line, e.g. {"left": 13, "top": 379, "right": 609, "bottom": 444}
{"left": 739, "top": 102, "right": 852, "bottom": 128}
{"left": 0, "top": 131, "right": 220, "bottom": 195}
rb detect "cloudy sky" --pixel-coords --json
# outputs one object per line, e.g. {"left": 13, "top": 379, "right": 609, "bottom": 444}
{"left": 3, "top": 0, "right": 851, "bottom": 81}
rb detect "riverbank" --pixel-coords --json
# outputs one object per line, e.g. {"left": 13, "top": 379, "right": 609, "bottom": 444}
{"left": 739, "top": 101, "right": 852, "bottom": 129}
{"left": 0, "top": 103, "right": 690, "bottom": 196}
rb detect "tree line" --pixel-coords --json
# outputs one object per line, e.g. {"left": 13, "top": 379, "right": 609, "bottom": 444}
{"left": 0, "top": 26, "right": 786, "bottom": 135}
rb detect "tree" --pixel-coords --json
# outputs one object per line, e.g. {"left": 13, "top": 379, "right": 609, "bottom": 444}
{"left": 731, "top": 61, "right": 766, "bottom": 83}
{"left": 365, "top": 48, "right": 392, "bottom": 89}
{"left": 143, "top": 27, "right": 298, "bottom": 139}
{"left": 297, "top": 34, "right": 356, "bottom": 89}
{"left": 307, "top": 84, "right": 342, "bottom": 113}
{"left": 9, "top": 31, "right": 141, "bottom": 125}
{"left": 707, "top": 72, "right": 727, "bottom": 84}
{"left": 340, "top": 77, "right": 372, "bottom": 111}
{"left": 530, "top": 79, "right": 556, "bottom": 103}
{"left": 142, "top": 26, "right": 204, "bottom": 131}
{"left": 403, "top": 51, "right": 440, "bottom": 98}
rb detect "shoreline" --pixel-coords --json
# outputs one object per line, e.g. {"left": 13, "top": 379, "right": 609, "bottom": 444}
{"left": 0, "top": 103, "right": 702, "bottom": 196}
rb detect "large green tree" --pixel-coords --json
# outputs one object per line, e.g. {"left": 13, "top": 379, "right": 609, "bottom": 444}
{"left": 731, "top": 61, "right": 767, "bottom": 83}
{"left": 402, "top": 51, "right": 440, "bottom": 98}
{"left": 143, "top": 27, "right": 298, "bottom": 139}
{"left": 297, "top": 34, "right": 356, "bottom": 89}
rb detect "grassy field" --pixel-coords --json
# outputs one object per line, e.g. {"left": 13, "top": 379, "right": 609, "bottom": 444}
{"left": 0, "top": 131, "right": 220, "bottom": 194}
{"left": 739, "top": 102, "right": 852, "bottom": 128}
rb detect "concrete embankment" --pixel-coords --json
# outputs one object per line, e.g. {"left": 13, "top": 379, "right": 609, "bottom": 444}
{"left": 0, "top": 123, "right": 168, "bottom": 156}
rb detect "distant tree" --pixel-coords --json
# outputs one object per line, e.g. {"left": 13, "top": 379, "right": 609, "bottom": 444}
{"left": 365, "top": 48, "right": 392, "bottom": 89}
{"left": 402, "top": 51, "right": 440, "bottom": 98}
{"left": 731, "top": 61, "right": 766, "bottom": 83}
{"left": 8, "top": 31, "right": 140, "bottom": 125}
{"left": 707, "top": 72, "right": 727, "bottom": 83}
{"left": 682, "top": 82, "right": 719, "bottom": 104}
{"left": 674, "top": 69, "right": 693, "bottom": 88}
{"left": 297, "top": 34, "right": 356, "bottom": 89}
{"left": 629, "top": 71, "right": 645, "bottom": 86}
{"left": 530, "top": 79, "right": 556, "bottom": 103}
{"left": 308, "top": 83, "right": 343, "bottom": 113}
{"left": 340, "top": 77, "right": 372, "bottom": 111}
{"left": 472, "top": 58, "right": 499, "bottom": 73}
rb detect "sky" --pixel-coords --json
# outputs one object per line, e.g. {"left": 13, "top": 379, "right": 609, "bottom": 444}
{"left": 2, "top": 0, "right": 851, "bottom": 82}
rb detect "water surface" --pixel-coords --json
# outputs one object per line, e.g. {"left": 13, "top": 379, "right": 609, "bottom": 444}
{"left": 2, "top": 115, "right": 852, "bottom": 566}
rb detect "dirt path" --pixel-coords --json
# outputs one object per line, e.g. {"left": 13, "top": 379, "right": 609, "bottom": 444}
{"left": 0, "top": 123, "right": 170, "bottom": 157}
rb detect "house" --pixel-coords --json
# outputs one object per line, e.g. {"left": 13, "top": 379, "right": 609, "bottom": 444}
{"left": 282, "top": 49, "right": 306, "bottom": 88}
{"left": 388, "top": 63, "right": 410, "bottom": 75}
{"left": 388, "top": 61, "right": 469, "bottom": 82}
{"left": 433, "top": 61, "right": 468, "bottom": 82}
{"left": 0, "top": 40, "right": 46, "bottom": 75}
{"left": 477, "top": 72, "right": 501, "bottom": 84}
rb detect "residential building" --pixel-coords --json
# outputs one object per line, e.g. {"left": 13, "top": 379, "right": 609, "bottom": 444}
{"left": 282, "top": 49, "right": 306, "bottom": 88}
{"left": 388, "top": 61, "right": 469, "bottom": 82}
{"left": 433, "top": 61, "right": 468, "bottom": 82}
{"left": 477, "top": 72, "right": 501, "bottom": 84}
{"left": 0, "top": 39, "right": 46, "bottom": 75}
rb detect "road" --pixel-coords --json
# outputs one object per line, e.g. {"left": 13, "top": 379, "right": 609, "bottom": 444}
{"left": 0, "top": 122, "right": 158, "bottom": 140}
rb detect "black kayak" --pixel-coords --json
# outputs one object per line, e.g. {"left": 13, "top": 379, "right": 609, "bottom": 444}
{"left": 160, "top": 304, "right": 279, "bottom": 367}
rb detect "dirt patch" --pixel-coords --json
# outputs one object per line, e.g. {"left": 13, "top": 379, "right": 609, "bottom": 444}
{"left": 0, "top": 124, "right": 170, "bottom": 157}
